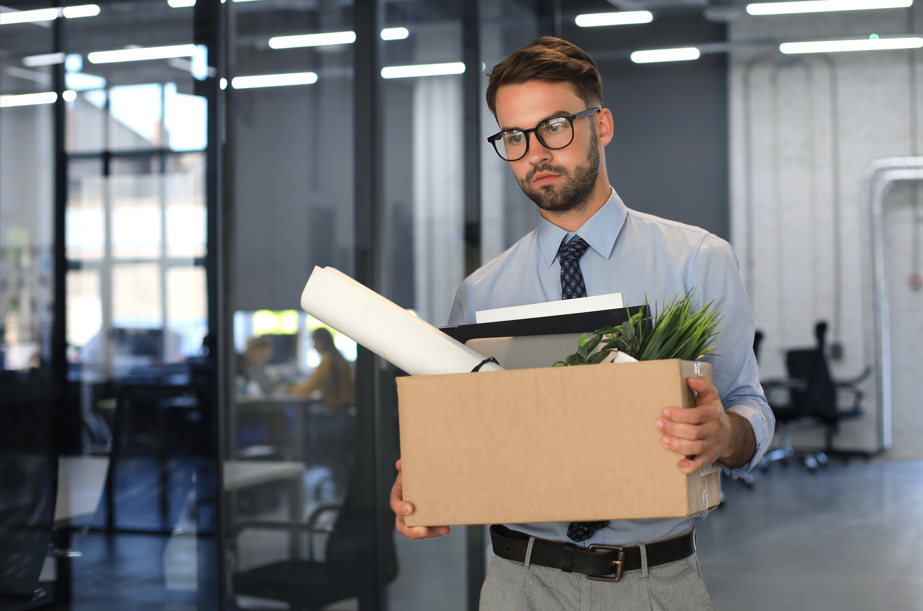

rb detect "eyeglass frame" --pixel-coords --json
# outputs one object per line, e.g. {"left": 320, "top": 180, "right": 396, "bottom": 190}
{"left": 487, "top": 107, "right": 601, "bottom": 162}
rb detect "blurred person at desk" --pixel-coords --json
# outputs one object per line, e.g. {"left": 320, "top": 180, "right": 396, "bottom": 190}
{"left": 237, "top": 336, "right": 279, "bottom": 396}
{"left": 289, "top": 328, "right": 355, "bottom": 408}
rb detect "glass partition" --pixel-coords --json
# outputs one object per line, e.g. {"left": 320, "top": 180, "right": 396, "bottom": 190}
{"left": 2, "top": 0, "right": 219, "bottom": 608}
{"left": 0, "top": 4, "right": 58, "bottom": 607}
{"left": 224, "top": 0, "right": 366, "bottom": 608}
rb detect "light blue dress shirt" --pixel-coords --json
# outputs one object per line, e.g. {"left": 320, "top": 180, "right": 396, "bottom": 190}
{"left": 448, "top": 188, "right": 774, "bottom": 547}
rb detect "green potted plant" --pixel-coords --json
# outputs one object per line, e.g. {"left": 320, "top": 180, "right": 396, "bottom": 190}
{"left": 552, "top": 291, "right": 723, "bottom": 367}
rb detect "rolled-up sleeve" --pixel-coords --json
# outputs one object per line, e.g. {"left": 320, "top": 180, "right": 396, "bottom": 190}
{"left": 690, "top": 234, "right": 775, "bottom": 477}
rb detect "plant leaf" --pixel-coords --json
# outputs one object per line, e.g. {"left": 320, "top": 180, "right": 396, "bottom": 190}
{"left": 586, "top": 350, "right": 611, "bottom": 364}
{"left": 621, "top": 321, "right": 634, "bottom": 340}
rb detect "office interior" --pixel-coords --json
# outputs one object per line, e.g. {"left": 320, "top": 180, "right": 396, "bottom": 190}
{"left": 0, "top": 0, "right": 921, "bottom": 609}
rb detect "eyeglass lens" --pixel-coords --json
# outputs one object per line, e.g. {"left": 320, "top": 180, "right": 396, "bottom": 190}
{"left": 498, "top": 117, "right": 572, "bottom": 161}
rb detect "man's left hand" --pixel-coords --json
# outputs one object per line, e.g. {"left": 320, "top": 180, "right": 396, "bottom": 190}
{"left": 654, "top": 376, "right": 755, "bottom": 474}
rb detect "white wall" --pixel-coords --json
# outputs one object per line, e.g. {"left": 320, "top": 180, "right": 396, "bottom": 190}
{"left": 728, "top": 6, "right": 923, "bottom": 458}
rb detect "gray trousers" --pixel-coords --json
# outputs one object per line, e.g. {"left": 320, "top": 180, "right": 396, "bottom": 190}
{"left": 479, "top": 546, "right": 713, "bottom": 611}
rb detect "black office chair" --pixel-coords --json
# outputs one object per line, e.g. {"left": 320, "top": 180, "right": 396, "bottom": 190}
{"left": 228, "top": 495, "right": 398, "bottom": 611}
{"left": 761, "top": 322, "right": 865, "bottom": 470}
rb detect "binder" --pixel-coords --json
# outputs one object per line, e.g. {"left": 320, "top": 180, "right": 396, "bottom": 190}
{"left": 440, "top": 305, "right": 648, "bottom": 344}
{"left": 440, "top": 306, "right": 649, "bottom": 371}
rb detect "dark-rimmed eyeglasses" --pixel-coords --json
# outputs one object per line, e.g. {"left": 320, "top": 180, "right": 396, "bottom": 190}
{"left": 487, "top": 108, "right": 600, "bottom": 162}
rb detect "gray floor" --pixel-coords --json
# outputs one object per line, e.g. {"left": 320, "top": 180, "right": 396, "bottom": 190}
{"left": 696, "top": 458, "right": 923, "bottom": 611}
{"left": 388, "top": 458, "right": 923, "bottom": 611}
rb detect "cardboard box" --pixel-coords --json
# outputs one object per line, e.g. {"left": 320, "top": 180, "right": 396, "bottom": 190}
{"left": 397, "top": 359, "right": 721, "bottom": 527}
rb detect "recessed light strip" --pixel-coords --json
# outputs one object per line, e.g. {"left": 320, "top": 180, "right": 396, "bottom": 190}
{"left": 231, "top": 72, "right": 318, "bottom": 88}
{"left": 381, "top": 62, "right": 465, "bottom": 79}
{"left": 747, "top": 0, "right": 912, "bottom": 15}
{"left": 22, "top": 52, "right": 67, "bottom": 67}
{"left": 0, "top": 91, "right": 58, "bottom": 107}
{"left": 630, "top": 47, "right": 701, "bottom": 63}
{"left": 780, "top": 36, "right": 923, "bottom": 53}
{"left": 0, "top": 5, "right": 99, "bottom": 25}
{"left": 88, "top": 44, "right": 197, "bottom": 64}
{"left": 575, "top": 11, "right": 653, "bottom": 27}
{"left": 269, "top": 31, "right": 356, "bottom": 49}
{"left": 381, "top": 27, "right": 409, "bottom": 40}
{"left": 63, "top": 4, "right": 101, "bottom": 18}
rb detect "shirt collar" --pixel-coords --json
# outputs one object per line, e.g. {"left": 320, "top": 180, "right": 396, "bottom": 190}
{"left": 536, "top": 187, "right": 628, "bottom": 266}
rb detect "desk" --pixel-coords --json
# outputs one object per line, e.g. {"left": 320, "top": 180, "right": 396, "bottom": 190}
{"left": 224, "top": 460, "right": 305, "bottom": 558}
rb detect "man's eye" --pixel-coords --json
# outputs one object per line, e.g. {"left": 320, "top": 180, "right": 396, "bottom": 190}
{"left": 543, "top": 119, "right": 567, "bottom": 133}
{"left": 505, "top": 132, "right": 525, "bottom": 145}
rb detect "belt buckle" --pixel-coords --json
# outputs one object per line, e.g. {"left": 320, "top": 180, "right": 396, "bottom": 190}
{"left": 585, "top": 544, "right": 625, "bottom": 582}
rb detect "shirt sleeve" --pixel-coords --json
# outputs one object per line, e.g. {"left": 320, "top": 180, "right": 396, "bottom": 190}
{"left": 690, "top": 234, "right": 775, "bottom": 477}
{"left": 291, "top": 357, "right": 331, "bottom": 397}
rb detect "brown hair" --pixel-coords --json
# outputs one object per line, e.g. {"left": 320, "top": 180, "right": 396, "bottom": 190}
{"left": 486, "top": 37, "right": 603, "bottom": 117}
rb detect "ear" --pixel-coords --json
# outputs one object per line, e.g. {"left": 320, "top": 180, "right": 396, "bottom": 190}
{"left": 595, "top": 108, "right": 614, "bottom": 147}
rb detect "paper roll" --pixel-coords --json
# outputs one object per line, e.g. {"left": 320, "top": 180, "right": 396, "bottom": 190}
{"left": 300, "top": 266, "right": 504, "bottom": 376}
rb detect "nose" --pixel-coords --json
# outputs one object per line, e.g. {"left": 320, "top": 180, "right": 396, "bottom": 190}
{"left": 526, "top": 133, "right": 552, "bottom": 165}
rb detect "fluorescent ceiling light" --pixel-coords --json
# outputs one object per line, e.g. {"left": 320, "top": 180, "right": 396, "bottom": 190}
{"left": 23, "top": 52, "right": 66, "bottom": 67}
{"left": 780, "top": 36, "right": 923, "bottom": 53}
{"left": 88, "top": 44, "right": 197, "bottom": 64}
{"left": 0, "top": 8, "right": 59, "bottom": 25}
{"left": 168, "top": 0, "right": 197, "bottom": 6}
{"left": 631, "top": 47, "right": 701, "bottom": 63}
{"left": 381, "top": 62, "right": 465, "bottom": 79}
{"left": 231, "top": 72, "right": 318, "bottom": 88}
{"left": 0, "top": 5, "right": 99, "bottom": 24}
{"left": 220, "top": 78, "right": 227, "bottom": 90}
{"left": 381, "top": 27, "right": 409, "bottom": 40}
{"left": 66, "top": 72, "right": 106, "bottom": 90}
{"left": 269, "top": 31, "right": 356, "bottom": 49}
{"left": 575, "top": 11, "right": 653, "bottom": 27}
{"left": 63, "top": 4, "right": 100, "bottom": 18}
{"left": 747, "top": 0, "right": 911, "bottom": 15}
{"left": 62, "top": 90, "right": 78, "bottom": 102}
{"left": 0, "top": 91, "right": 57, "bottom": 107}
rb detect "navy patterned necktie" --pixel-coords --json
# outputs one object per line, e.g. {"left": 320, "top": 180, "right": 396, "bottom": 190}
{"left": 559, "top": 236, "right": 589, "bottom": 300}
{"left": 559, "top": 235, "right": 609, "bottom": 543}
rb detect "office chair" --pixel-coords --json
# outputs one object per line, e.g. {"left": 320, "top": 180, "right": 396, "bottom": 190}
{"left": 761, "top": 322, "right": 865, "bottom": 470}
{"left": 229, "top": 502, "right": 398, "bottom": 610}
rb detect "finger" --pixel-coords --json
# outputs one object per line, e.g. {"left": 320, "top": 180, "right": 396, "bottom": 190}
{"left": 677, "top": 455, "right": 713, "bottom": 474}
{"left": 395, "top": 519, "right": 451, "bottom": 540}
{"left": 660, "top": 406, "right": 709, "bottom": 425}
{"left": 687, "top": 376, "right": 720, "bottom": 405}
{"left": 395, "top": 459, "right": 402, "bottom": 472}
{"left": 389, "top": 473, "right": 415, "bottom": 517}
{"left": 395, "top": 517, "right": 425, "bottom": 540}
{"left": 659, "top": 434, "right": 705, "bottom": 458}
{"left": 655, "top": 418, "right": 701, "bottom": 441}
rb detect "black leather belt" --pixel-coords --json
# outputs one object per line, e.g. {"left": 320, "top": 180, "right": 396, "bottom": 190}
{"left": 489, "top": 525, "right": 695, "bottom": 582}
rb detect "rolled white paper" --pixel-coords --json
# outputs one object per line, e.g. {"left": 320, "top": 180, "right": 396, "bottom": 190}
{"left": 300, "top": 266, "right": 505, "bottom": 376}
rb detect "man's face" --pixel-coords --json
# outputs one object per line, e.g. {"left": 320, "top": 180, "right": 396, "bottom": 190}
{"left": 494, "top": 80, "right": 602, "bottom": 214}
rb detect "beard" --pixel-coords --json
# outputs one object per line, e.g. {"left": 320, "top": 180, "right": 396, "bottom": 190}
{"left": 517, "top": 127, "right": 600, "bottom": 214}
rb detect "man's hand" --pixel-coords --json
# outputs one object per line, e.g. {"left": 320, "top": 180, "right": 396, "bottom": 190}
{"left": 389, "top": 459, "right": 451, "bottom": 540}
{"left": 654, "top": 376, "right": 756, "bottom": 474}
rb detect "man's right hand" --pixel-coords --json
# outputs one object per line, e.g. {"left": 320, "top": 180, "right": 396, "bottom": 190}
{"left": 390, "top": 459, "right": 451, "bottom": 540}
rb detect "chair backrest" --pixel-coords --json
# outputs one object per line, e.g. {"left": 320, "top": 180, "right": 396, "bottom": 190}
{"left": 322, "top": 441, "right": 398, "bottom": 586}
{"left": 784, "top": 322, "right": 837, "bottom": 420}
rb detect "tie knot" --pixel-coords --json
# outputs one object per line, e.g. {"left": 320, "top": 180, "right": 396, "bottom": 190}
{"left": 558, "top": 236, "right": 589, "bottom": 262}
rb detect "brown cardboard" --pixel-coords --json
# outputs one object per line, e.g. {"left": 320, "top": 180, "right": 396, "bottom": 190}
{"left": 397, "top": 359, "right": 720, "bottom": 527}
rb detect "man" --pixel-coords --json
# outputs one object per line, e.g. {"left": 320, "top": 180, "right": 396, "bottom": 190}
{"left": 390, "top": 37, "right": 773, "bottom": 610}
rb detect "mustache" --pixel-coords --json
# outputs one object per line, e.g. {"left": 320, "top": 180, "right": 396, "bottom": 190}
{"left": 525, "top": 164, "right": 569, "bottom": 184}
